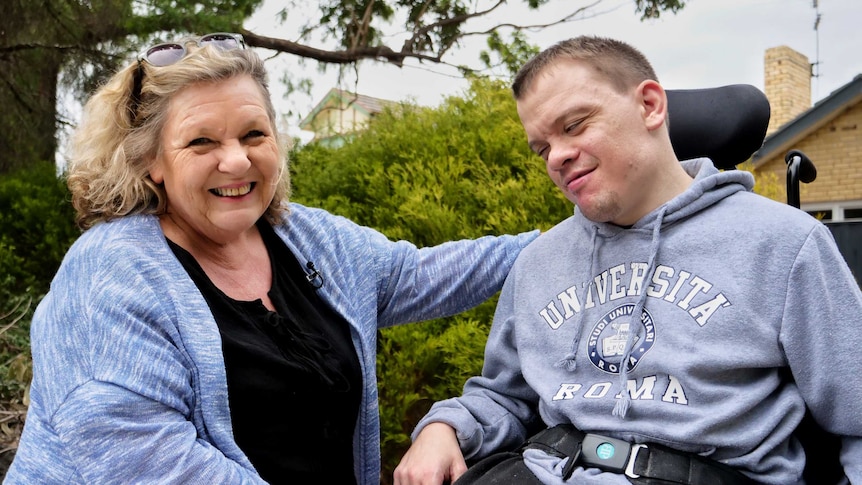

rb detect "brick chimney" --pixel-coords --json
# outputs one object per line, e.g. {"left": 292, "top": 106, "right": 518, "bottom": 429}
{"left": 764, "top": 46, "right": 812, "bottom": 135}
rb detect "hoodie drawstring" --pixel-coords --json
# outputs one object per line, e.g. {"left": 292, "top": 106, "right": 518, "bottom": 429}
{"left": 554, "top": 225, "right": 600, "bottom": 372}
{"left": 613, "top": 205, "right": 667, "bottom": 419}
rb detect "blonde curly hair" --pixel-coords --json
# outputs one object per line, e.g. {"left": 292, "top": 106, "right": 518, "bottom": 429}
{"left": 66, "top": 39, "right": 291, "bottom": 230}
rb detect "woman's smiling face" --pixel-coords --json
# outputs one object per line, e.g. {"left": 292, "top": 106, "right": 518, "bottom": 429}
{"left": 148, "top": 74, "right": 280, "bottom": 245}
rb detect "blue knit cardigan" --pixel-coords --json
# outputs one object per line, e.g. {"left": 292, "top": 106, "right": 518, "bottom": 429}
{"left": 5, "top": 203, "right": 537, "bottom": 485}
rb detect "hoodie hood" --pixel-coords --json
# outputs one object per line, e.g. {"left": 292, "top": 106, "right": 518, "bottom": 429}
{"left": 556, "top": 158, "right": 753, "bottom": 417}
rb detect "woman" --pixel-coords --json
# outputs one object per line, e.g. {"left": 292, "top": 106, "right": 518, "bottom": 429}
{"left": 4, "top": 33, "right": 537, "bottom": 484}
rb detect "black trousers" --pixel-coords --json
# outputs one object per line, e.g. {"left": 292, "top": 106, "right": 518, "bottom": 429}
{"left": 453, "top": 451, "right": 543, "bottom": 485}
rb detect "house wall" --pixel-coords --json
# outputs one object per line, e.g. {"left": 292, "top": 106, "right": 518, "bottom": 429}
{"left": 754, "top": 102, "right": 862, "bottom": 204}
{"left": 757, "top": 45, "right": 862, "bottom": 209}
{"left": 299, "top": 89, "right": 395, "bottom": 145}
{"left": 307, "top": 103, "right": 371, "bottom": 139}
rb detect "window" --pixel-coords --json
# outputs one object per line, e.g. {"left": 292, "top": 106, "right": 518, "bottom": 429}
{"left": 845, "top": 208, "right": 862, "bottom": 221}
{"left": 806, "top": 210, "right": 832, "bottom": 221}
{"left": 802, "top": 202, "right": 862, "bottom": 222}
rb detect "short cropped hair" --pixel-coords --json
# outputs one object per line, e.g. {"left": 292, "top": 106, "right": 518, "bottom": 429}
{"left": 66, "top": 40, "right": 290, "bottom": 230}
{"left": 512, "top": 36, "right": 658, "bottom": 99}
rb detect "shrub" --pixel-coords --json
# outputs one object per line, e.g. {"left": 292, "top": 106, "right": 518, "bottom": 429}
{"left": 290, "top": 78, "right": 571, "bottom": 483}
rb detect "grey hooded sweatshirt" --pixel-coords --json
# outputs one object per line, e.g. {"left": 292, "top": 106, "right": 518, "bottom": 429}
{"left": 414, "top": 158, "right": 862, "bottom": 484}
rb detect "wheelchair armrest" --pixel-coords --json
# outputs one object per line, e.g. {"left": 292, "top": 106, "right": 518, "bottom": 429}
{"left": 666, "top": 84, "right": 771, "bottom": 170}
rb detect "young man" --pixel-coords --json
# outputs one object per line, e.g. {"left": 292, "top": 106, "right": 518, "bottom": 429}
{"left": 394, "top": 36, "right": 862, "bottom": 485}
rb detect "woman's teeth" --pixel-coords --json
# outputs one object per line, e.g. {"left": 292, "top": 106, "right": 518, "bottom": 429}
{"left": 211, "top": 183, "right": 253, "bottom": 197}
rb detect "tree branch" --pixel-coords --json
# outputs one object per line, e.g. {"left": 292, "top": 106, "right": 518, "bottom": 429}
{"left": 401, "top": 0, "right": 507, "bottom": 57}
{"left": 240, "top": 1, "right": 620, "bottom": 69}
{"left": 462, "top": 0, "right": 607, "bottom": 37}
{"left": 241, "top": 29, "right": 444, "bottom": 66}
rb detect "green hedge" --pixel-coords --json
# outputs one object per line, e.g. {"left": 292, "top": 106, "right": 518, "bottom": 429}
{"left": 289, "top": 78, "right": 571, "bottom": 483}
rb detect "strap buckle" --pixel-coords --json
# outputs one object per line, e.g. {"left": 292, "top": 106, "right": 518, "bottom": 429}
{"left": 625, "top": 444, "right": 647, "bottom": 479}
{"left": 579, "top": 433, "right": 647, "bottom": 479}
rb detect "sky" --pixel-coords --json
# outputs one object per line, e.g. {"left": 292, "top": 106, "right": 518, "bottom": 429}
{"left": 244, "top": 0, "right": 861, "bottom": 135}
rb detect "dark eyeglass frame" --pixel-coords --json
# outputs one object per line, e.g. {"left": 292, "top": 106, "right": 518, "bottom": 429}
{"left": 129, "top": 33, "right": 246, "bottom": 123}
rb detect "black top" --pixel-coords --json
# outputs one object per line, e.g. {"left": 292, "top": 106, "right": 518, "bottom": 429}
{"left": 168, "top": 220, "right": 361, "bottom": 484}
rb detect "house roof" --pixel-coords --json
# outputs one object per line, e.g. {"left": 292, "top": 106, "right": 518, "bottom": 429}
{"left": 298, "top": 88, "right": 396, "bottom": 129}
{"left": 752, "top": 74, "right": 862, "bottom": 166}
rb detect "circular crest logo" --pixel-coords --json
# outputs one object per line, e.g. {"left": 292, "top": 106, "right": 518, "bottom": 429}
{"left": 588, "top": 303, "right": 655, "bottom": 374}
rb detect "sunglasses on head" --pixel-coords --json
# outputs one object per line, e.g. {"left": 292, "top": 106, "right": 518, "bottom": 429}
{"left": 138, "top": 32, "right": 246, "bottom": 66}
{"left": 130, "top": 33, "right": 246, "bottom": 122}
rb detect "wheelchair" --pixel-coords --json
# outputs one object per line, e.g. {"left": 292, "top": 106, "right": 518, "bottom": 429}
{"left": 665, "top": 84, "right": 840, "bottom": 484}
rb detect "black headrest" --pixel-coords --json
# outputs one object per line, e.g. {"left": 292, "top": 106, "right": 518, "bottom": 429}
{"left": 666, "top": 84, "right": 771, "bottom": 170}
